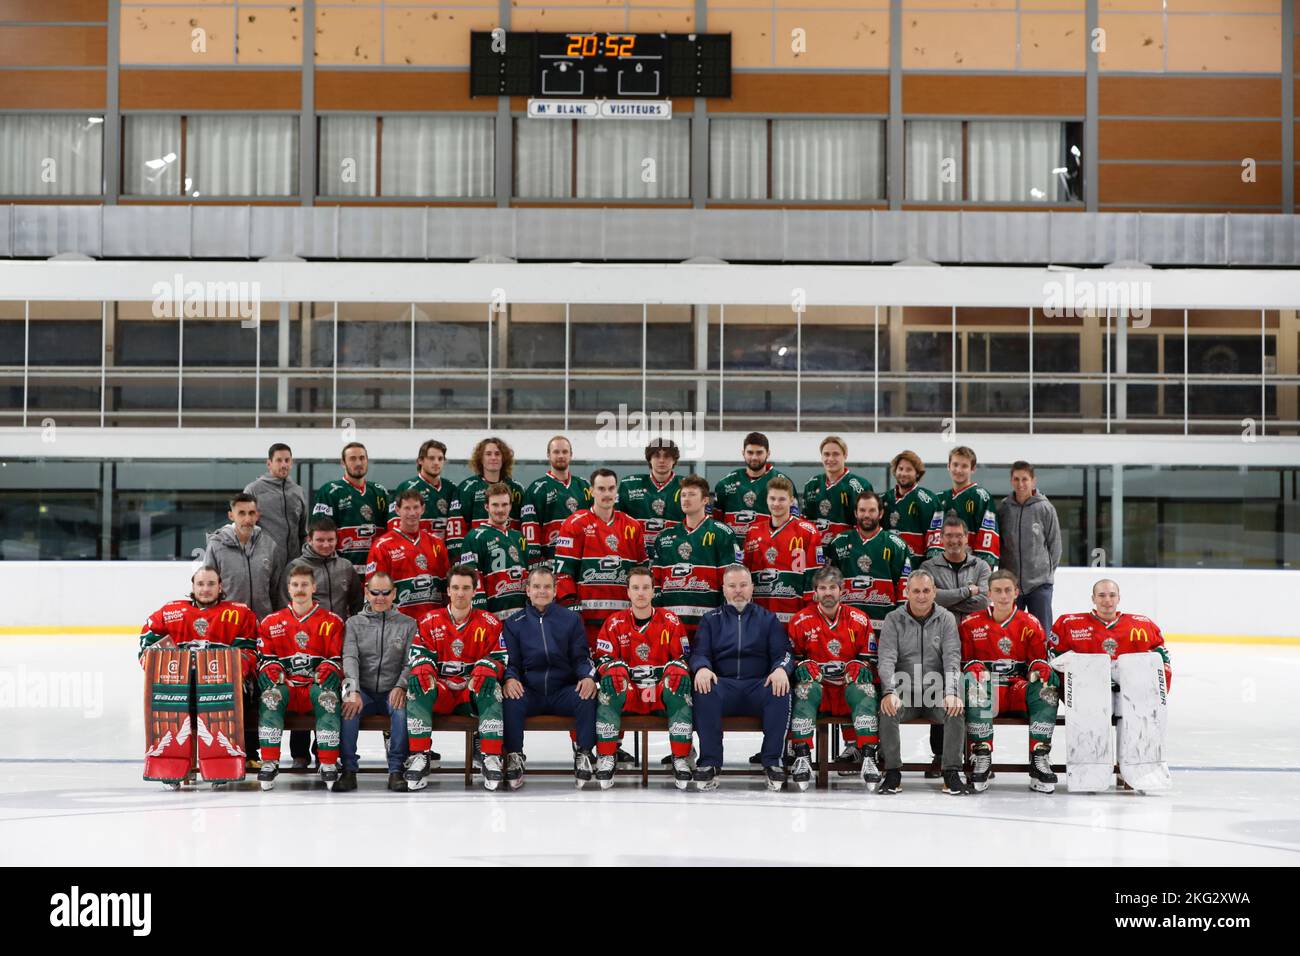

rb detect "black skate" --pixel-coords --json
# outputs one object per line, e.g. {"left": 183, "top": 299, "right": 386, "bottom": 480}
{"left": 505, "top": 752, "right": 526, "bottom": 791}
{"left": 482, "top": 753, "right": 503, "bottom": 791}
{"left": 694, "top": 765, "right": 719, "bottom": 791}
{"left": 403, "top": 752, "right": 431, "bottom": 791}
{"left": 764, "top": 765, "right": 786, "bottom": 792}
{"left": 574, "top": 749, "right": 594, "bottom": 790}
{"left": 834, "top": 742, "right": 861, "bottom": 776}
{"left": 319, "top": 762, "right": 339, "bottom": 792}
{"left": 595, "top": 754, "right": 617, "bottom": 790}
{"left": 1029, "top": 746, "right": 1057, "bottom": 794}
{"left": 790, "top": 743, "right": 812, "bottom": 792}
{"left": 968, "top": 743, "right": 992, "bottom": 793}
{"left": 258, "top": 760, "right": 279, "bottom": 792}
{"left": 671, "top": 755, "right": 693, "bottom": 791}
{"left": 859, "top": 745, "right": 881, "bottom": 786}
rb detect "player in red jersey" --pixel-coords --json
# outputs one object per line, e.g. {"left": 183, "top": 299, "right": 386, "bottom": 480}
{"left": 786, "top": 566, "right": 881, "bottom": 790}
{"left": 253, "top": 562, "right": 346, "bottom": 791}
{"left": 592, "top": 566, "right": 695, "bottom": 790}
{"left": 554, "top": 468, "right": 647, "bottom": 649}
{"left": 960, "top": 569, "right": 1060, "bottom": 793}
{"left": 1050, "top": 578, "right": 1172, "bottom": 691}
{"left": 743, "top": 475, "right": 821, "bottom": 623}
{"left": 139, "top": 565, "right": 260, "bottom": 768}
{"left": 404, "top": 565, "right": 509, "bottom": 791}
{"left": 365, "top": 488, "right": 449, "bottom": 622}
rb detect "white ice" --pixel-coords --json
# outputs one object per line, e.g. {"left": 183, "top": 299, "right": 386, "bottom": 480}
{"left": 1, "top": 637, "right": 1297, "bottom": 866}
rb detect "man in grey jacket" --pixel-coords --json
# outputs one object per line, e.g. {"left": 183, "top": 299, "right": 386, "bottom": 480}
{"left": 244, "top": 442, "right": 307, "bottom": 571}
{"left": 997, "top": 461, "right": 1061, "bottom": 633}
{"left": 876, "top": 568, "right": 969, "bottom": 796}
{"left": 202, "top": 493, "right": 284, "bottom": 619}
{"left": 339, "top": 571, "right": 418, "bottom": 792}
{"left": 291, "top": 517, "right": 364, "bottom": 617}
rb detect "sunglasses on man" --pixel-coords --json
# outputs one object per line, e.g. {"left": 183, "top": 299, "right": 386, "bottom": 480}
{"left": 367, "top": 588, "right": 393, "bottom": 597}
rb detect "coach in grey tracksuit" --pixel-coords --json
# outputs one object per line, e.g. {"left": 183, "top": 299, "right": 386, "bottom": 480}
{"left": 291, "top": 537, "right": 364, "bottom": 617}
{"left": 921, "top": 548, "right": 990, "bottom": 628}
{"left": 877, "top": 568, "right": 964, "bottom": 774}
{"left": 202, "top": 521, "right": 284, "bottom": 619}
{"left": 244, "top": 470, "right": 307, "bottom": 572}
{"left": 997, "top": 467, "right": 1061, "bottom": 632}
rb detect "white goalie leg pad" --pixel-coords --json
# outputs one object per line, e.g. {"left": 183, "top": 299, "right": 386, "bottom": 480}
{"left": 1051, "top": 651, "right": 1114, "bottom": 793}
{"left": 1114, "top": 653, "right": 1171, "bottom": 793}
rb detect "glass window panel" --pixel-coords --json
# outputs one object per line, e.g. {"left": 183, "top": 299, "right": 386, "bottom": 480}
{"left": 0, "top": 114, "right": 103, "bottom": 196}
{"left": 318, "top": 115, "right": 377, "bottom": 197}
{"left": 771, "top": 119, "right": 884, "bottom": 201}
{"left": 181, "top": 318, "right": 264, "bottom": 368}
{"left": 968, "top": 121, "right": 1066, "bottom": 203}
{"left": 26, "top": 375, "right": 100, "bottom": 418}
{"left": 186, "top": 114, "right": 299, "bottom": 197}
{"left": 0, "top": 375, "right": 21, "bottom": 416}
{"left": 381, "top": 115, "right": 494, "bottom": 198}
{"left": 114, "top": 301, "right": 179, "bottom": 368}
{"left": 0, "top": 489, "right": 103, "bottom": 559}
{"left": 646, "top": 306, "right": 695, "bottom": 370}
{"left": 570, "top": 304, "right": 642, "bottom": 371}
{"left": 414, "top": 302, "right": 489, "bottom": 371}
{"left": 308, "top": 302, "right": 336, "bottom": 369}
{"left": 709, "top": 118, "right": 766, "bottom": 200}
{"left": 335, "top": 303, "right": 411, "bottom": 369}
{"left": 105, "top": 376, "right": 177, "bottom": 426}
{"left": 413, "top": 373, "right": 488, "bottom": 429}
{"left": 182, "top": 376, "right": 256, "bottom": 424}
{"left": 501, "top": 377, "right": 566, "bottom": 429}
{"left": 570, "top": 377, "right": 642, "bottom": 419}
{"left": 335, "top": 374, "right": 410, "bottom": 428}
{"left": 123, "top": 114, "right": 181, "bottom": 196}
{"left": 26, "top": 301, "right": 102, "bottom": 366}
{"left": 508, "top": 305, "right": 565, "bottom": 370}
{"left": 514, "top": 118, "right": 571, "bottom": 198}
{"left": 576, "top": 117, "right": 690, "bottom": 199}
{"left": 905, "top": 120, "right": 961, "bottom": 202}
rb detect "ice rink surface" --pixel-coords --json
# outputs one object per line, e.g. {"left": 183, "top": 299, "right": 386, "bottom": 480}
{"left": 1, "top": 636, "right": 1297, "bottom": 867}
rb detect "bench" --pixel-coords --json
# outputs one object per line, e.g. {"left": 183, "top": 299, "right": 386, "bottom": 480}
{"left": 282, "top": 713, "right": 1099, "bottom": 789}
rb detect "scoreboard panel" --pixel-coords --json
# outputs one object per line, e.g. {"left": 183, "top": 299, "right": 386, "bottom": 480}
{"left": 470, "top": 32, "right": 731, "bottom": 99}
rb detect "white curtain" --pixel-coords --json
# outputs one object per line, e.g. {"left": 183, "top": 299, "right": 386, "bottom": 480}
{"left": 185, "top": 115, "right": 298, "bottom": 197}
{"left": 969, "top": 120, "right": 1065, "bottom": 202}
{"left": 905, "top": 119, "right": 962, "bottom": 202}
{"left": 0, "top": 114, "right": 102, "bottom": 196}
{"left": 123, "top": 114, "right": 181, "bottom": 197}
{"left": 575, "top": 117, "right": 690, "bottom": 199}
{"left": 381, "top": 116, "right": 494, "bottom": 198}
{"left": 709, "top": 118, "right": 766, "bottom": 200}
{"left": 771, "top": 119, "right": 884, "bottom": 201}
{"left": 318, "top": 115, "right": 377, "bottom": 197}
{"left": 514, "top": 119, "right": 571, "bottom": 198}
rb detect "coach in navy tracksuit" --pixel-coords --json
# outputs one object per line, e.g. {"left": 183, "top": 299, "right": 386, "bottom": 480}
{"left": 690, "top": 565, "right": 795, "bottom": 790}
{"left": 501, "top": 566, "right": 598, "bottom": 788}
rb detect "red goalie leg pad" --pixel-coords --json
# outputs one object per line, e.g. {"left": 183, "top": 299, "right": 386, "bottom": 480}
{"left": 143, "top": 649, "right": 195, "bottom": 783}
{"left": 193, "top": 648, "right": 247, "bottom": 783}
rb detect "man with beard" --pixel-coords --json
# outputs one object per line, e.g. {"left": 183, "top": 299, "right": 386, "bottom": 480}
{"left": 521, "top": 435, "right": 592, "bottom": 567}
{"left": 446, "top": 437, "right": 524, "bottom": 561}
{"left": 881, "top": 450, "right": 939, "bottom": 571}
{"left": 617, "top": 438, "right": 685, "bottom": 551}
{"left": 712, "top": 432, "right": 798, "bottom": 540}
{"left": 388, "top": 439, "right": 458, "bottom": 541}
{"left": 313, "top": 442, "right": 390, "bottom": 568}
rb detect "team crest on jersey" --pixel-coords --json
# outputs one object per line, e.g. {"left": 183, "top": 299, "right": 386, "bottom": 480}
{"left": 291, "top": 652, "right": 310, "bottom": 673}
{"left": 294, "top": 630, "right": 310, "bottom": 650}
{"left": 677, "top": 541, "right": 693, "bottom": 560}
{"left": 565, "top": 497, "right": 578, "bottom": 513}
{"left": 415, "top": 553, "right": 428, "bottom": 571}
{"left": 437, "top": 498, "right": 448, "bottom": 515}
{"left": 827, "top": 639, "right": 842, "bottom": 657}
{"left": 508, "top": 546, "right": 520, "bottom": 562}
{"left": 636, "top": 643, "right": 651, "bottom": 662}
{"left": 606, "top": 534, "right": 620, "bottom": 550}
{"left": 997, "top": 636, "right": 1012, "bottom": 656}
{"left": 1102, "top": 638, "right": 1119, "bottom": 656}
{"left": 765, "top": 547, "right": 778, "bottom": 564}
{"left": 889, "top": 511, "right": 900, "bottom": 527}
{"left": 192, "top": 617, "right": 209, "bottom": 637}
{"left": 742, "top": 490, "right": 757, "bottom": 507}
{"left": 651, "top": 498, "right": 666, "bottom": 516}
{"left": 819, "top": 499, "right": 831, "bottom": 516}
{"left": 857, "top": 555, "right": 872, "bottom": 573}
{"left": 360, "top": 504, "right": 373, "bottom": 521}
{"left": 451, "top": 638, "right": 464, "bottom": 658}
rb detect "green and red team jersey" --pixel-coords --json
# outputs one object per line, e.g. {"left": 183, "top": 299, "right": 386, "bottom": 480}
{"left": 364, "top": 528, "right": 450, "bottom": 623}
{"left": 925, "top": 482, "right": 1001, "bottom": 568}
{"left": 387, "top": 475, "right": 458, "bottom": 540}
{"left": 1049, "top": 611, "right": 1172, "bottom": 687}
{"left": 711, "top": 464, "right": 799, "bottom": 540}
{"left": 139, "top": 599, "right": 258, "bottom": 677}
{"left": 456, "top": 523, "right": 529, "bottom": 621}
{"left": 617, "top": 473, "right": 684, "bottom": 551}
{"left": 801, "top": 471, "right": 873, "bottom": 547}
{"left": 651, "top": 515, "right": 741, "bottom": 635}
{"left": 312, "top": 477, "right": 390, "bottom": 567}
{"left": 883, "top": 484, "right": 940, "bottom": 568}
{"left": 409, "top": 607, "right": 507, "bottom": 691}
{"left": 444, "top": 475, "right": 524, "bottom": 561}
{"left": 255, "top": 604, "right": 345, "bottom": 686}
{"left": 521, "top": 471, "right": 592, "bottom": 566}
{"left": 825, "top": 526, "right": 912, "bottom": 625}
{"left": 742, "top": 515, "right": 822, "bottom": 623}
{"left": 553, "top": 508, "right": 647, "bottom": 645}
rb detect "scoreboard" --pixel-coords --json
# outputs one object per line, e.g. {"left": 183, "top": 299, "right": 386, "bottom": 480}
{"left": 470, "top": 32, "right": 732, "bottom": 99}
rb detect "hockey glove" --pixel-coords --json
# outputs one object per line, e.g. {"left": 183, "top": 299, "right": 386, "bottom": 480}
{"left": 316, "top": 660, "right": 343, "bottom": 685}
{"left": 662, "top": 660, "right": 689, "bottom": 694}
{"left": 598, "top": 661, "right": 630, "bottom": 695}
{"left": 409, "top": 663, "right": 437, "bottom": 695}
{"left": 794, "top": 659, "right": 821, "bottom": 684}
{"left": 1027, "top": 660, "right": 1052, "bottom": 684}
{"left": 844, "top": 659, "right": 874, "bottom": 684}
{"left": 259, "top": 661, "right": 286, "bottom": 684}
{"left": 468, "top": 658, "right": 503, "bottom": 694}
{"left": 964, "top": 660, "right": 989, "bottom": 682}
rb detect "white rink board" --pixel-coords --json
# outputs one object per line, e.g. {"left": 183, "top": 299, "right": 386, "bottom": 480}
{"left": 0, "top": 562, "right": 1295, "bottom": 640}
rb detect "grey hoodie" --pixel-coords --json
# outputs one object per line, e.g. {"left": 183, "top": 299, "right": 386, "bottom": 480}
{"left": 920, "top": 552, "right": 990, "bottom": 626}
{"left": 243, "top": 473, "right": 307, "bottom": 569}
{"left": 289, "top": 542, "right": 364, "bottom": 618}
{"left": 997, "top": 491, "right": 1062, "bottom": 594}
{"left": 877, "top": 603, "right": 961, "bottom": 705}
{"left": 202, "top": 523, "right": 285, "bottom": 619}
{"left": 342, "top": 606, "right": 417, "bottom": 699}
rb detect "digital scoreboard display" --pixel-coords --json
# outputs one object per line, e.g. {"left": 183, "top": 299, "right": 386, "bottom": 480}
{"left": 470, "top": 32, "right": 731, "bottom": 99}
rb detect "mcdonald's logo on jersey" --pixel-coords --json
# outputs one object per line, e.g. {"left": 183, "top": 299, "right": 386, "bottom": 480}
{"left": 219, "top": 609, "right": 241, "bottom": 624}
{"left": 789, "top": 536, "right": 805, "bottom": 554}
{"left": 1021, "top": 626, "right": 1035, "bottom": 643}
{"left": 320, "top": 621, "right": 335, "bottom": 637}
{"left": 703, "top": 532, "right": 715, "bottom": 546}
{"left": 661, "top": 628, "right": 671, "bottom": 645}
{"left": 965, "top": 500, "right": 974, "bottom": 513}
{"left": 625, "top": 524, "right": 638, "bottom": 541}
{"left": 1131, "top": 627, "right": 1149, "bottom": 643}
{"left": 882, "top": 547, "right": 891, "bottom": 561}
{"left": 474, "top": 627, "right": 485, "bottom": 643}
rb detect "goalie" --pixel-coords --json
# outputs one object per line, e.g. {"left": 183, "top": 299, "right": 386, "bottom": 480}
{"left": 254, "top": 561, "right": 346, "bottom": 791}
{"left": 403, "top": 565, "right": 509, "bottom": 791}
